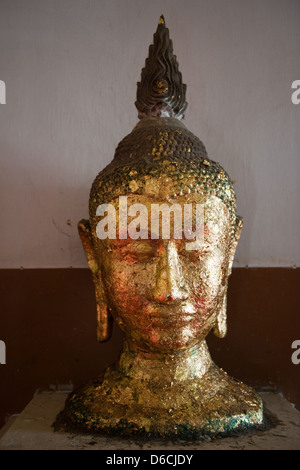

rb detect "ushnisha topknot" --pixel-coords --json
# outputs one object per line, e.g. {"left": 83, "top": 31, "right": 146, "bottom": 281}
{"left": 89, "top": 119, "right": 238, "bottom": 223}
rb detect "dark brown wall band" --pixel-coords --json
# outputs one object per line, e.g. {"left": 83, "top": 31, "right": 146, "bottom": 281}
{"left": 0, "top": 267, "right": 299, "bottom": 428}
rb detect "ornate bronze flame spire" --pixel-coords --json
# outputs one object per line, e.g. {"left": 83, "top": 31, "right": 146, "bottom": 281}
{"left": 135, "top": 15, "right": 188, "bottom": 120}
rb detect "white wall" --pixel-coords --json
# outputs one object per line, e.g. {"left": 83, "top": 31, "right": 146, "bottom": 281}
{"left": 0, "top": 0, "right": 299, "bottom": 268}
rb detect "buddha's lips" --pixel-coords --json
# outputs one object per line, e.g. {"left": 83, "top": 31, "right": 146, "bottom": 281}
{"left": 149, "top": 316, "right": 194, "bottom": 327}
{"left": 143, "top": 303, "right": 198, "bottom": 321}
{"left": 147, "top": 298, "right": 206, "bottom": 313}
{"left": 149, "top": 311, "right": 194, "bottom": 319}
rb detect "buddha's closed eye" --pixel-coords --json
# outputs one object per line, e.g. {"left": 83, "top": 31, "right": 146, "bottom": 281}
{"left": 119, "top": 241, "right": 159, "bottom": 263}
{"left": 107, "top": 239, "right": 214, "bottom": 265}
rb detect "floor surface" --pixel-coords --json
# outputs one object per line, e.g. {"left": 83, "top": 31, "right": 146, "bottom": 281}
{"left": 0, "top": 390, "right": 299, "bottom": 450}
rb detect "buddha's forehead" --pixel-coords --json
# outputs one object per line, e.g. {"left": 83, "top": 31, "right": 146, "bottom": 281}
{"left": 94, "top": 192, "right": 233, "bottom": 244}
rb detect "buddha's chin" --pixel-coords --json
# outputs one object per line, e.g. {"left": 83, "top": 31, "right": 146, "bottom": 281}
{"left": 129, "top": 323, "right": 206, "bottom": 353}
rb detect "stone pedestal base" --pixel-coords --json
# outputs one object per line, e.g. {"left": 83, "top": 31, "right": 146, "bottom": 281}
{"left": 0, "top": 389, "right": 299, "bottom": 450}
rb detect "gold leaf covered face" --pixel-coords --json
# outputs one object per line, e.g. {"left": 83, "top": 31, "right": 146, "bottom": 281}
{"left": 58, "top": 16, "right": 263, "bottom": 438}
{"left": 94, "top": 193, "right": 236, "bottom": 353}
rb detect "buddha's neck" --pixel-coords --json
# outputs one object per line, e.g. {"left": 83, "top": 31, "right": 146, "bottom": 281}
{"left": 117, "top": 339, "right": 213, "bottom": 383}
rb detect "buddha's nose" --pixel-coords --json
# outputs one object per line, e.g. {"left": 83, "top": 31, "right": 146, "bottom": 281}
{"left": 152, "top": 241, "right": 188, "bottom": 303}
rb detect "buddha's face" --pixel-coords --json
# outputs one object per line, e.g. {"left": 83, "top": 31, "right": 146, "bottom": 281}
{"left": 90, "top": 189, "right": 239, "bottom": 353}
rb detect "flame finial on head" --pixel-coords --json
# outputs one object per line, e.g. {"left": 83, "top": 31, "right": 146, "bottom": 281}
{"left": 135, "top": 15, "right": 188, "bottom": 120}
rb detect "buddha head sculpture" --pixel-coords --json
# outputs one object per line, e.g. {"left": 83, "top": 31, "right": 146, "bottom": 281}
{"left": 60, "top": 17, "right": 263, "bottom": 438}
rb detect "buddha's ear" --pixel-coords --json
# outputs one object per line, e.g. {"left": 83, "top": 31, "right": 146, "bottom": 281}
{"left": 228, "top": 216, "right": 243, "bottom": 275}
{"left": 78, "top": 219, "right": 99, "bottom": 274}
{"left": 214, "top": 216, "right": 243, "bottom": 339}
{"left": 213, "top": 291, "right": 227, "bottom": 338}
{"left": 78, "top": 219, "right": 113, "bottom": 342}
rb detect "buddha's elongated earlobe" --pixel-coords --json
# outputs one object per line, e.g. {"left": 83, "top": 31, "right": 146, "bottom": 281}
{"left": 228, "top": 216, "right": 243, "bottom": 274}
{"left": 78, "top": 220, "right": 113, "bottom": 342}
{"left": 213, "top": 291, "right": 227, "bottom": 338}
{"left": 94, "top": 279, "right": 113, "bottom": 343}
{"left": 213, "top": 216, "right": 242, "bottom": 339}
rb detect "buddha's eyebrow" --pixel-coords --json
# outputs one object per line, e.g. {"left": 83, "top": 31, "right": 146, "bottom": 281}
{"left": 107, "top": 237, "right": 158, "bottom": 249}
{"left": 179, "top": 226, "right": 216, "bottom": 242}
{"left": 105, "top": 238, "right": 134, "bottom": 249}
{"left": 99, "top": 223, "right": 221, "bottom": 250}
